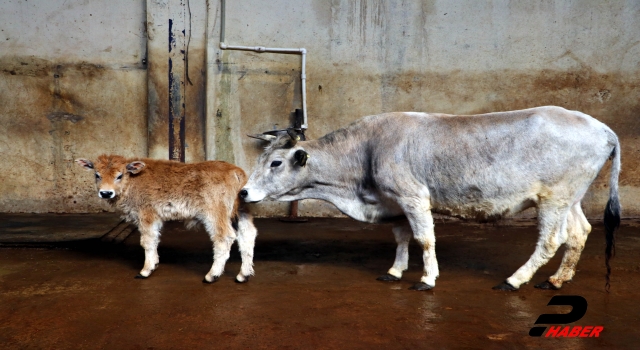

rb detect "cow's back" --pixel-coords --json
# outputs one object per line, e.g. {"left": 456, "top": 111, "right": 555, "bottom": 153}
{"left": 357, "top": 106, "right": 617, "bottom": 219}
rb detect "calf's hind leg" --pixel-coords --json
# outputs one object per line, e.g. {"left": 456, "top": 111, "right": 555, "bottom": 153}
{"left": 535, "top": 202, "right": 591, "bottom": 290}
{"left": 202, "top": 211, "right": 236, "bottom": 283}
{"left": 377, "top": 222, "right": 412, "bottom": 282}
{"left": 234, "top": 210, "right": 257, "bottom": 283}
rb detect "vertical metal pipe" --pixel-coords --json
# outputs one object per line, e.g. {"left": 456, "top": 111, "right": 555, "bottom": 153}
{"left": 217, "top": 0, "right": 308, "bottom": 130}
{"left": 220, "top": 0, "right": 225, "bottom": 43}
{"left": 300, "top": 50, "right": 307, "bottom": 129}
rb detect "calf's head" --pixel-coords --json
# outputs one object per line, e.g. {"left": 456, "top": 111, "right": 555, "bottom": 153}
{"left": 241, "top": 130, "right": 310, "bottom": 203}
{"left": 75, "top": 155, "right": 145, "bottom": 199}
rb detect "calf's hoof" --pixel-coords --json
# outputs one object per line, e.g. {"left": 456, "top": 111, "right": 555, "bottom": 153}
{"left": 376, "top": 274, "right": 400, "bottom": 282}
{"left": 202, "top": 275, "right": 220, "bottom": 284}
{"left": 135, "top": 274, "right": 148, "bottom": 279}
{"left": 409, "top": 282, "right": 434, "bottom": 291}
{"left": 235, "top": 275, "right": 250, "bottom": 283}
{"left": 492, "top": 281, "right": 518, "bottom": 291}
{"left": 534, "top": 280, "right": 560, "bottom": 290}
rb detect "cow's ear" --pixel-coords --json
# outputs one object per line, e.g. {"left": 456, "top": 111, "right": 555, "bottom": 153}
{"left": 294, "top": 149, "right": 309, "bottom": 167}
{"left": 75, "top": 158, "right": 94, "bottom": 171}
{"left": 126, "top": 161, "right": 146, "bottom": 174}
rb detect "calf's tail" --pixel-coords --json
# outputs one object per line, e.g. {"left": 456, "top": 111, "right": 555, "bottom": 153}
{"left": 603, "top": 138, "right": 621, "bottom": 292}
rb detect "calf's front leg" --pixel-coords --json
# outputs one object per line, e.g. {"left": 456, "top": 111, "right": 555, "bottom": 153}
{"left": 136, "top": 216, "right": 163, "bottom": 278}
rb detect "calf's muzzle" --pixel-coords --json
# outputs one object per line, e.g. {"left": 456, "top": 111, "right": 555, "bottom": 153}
{"left": 99, "top": 190, "right": 115, "bottom": 199}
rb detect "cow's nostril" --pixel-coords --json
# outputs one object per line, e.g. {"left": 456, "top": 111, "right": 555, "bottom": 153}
{"left": 239, "top": 189, "right": 248, "bottom": 198}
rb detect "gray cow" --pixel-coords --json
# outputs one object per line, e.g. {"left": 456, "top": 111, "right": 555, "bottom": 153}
{"left": 241, "top": 106, "right": 620, "bottom": 291}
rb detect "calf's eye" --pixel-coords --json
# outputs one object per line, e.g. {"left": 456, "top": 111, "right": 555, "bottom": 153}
{"left": 116, "top": 174, "right": 123, "bottom": 180}
{"left": 95, "top": 173, "right": 101, "bottom": 180}
{"left": 270, "top": 160, "right": 282, "bottom": 167}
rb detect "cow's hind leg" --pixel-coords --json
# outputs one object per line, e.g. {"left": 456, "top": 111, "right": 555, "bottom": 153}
{"left": 234, "top": 210, "right": 257, "bottom": 283}
{"left": 494, "top": 203, "right": 570, "bottom": 291}
{"left": 202, "top": 211, "right": 236, "bottom": 283}
{"left": 377, "top": 221, "right": 411, "bottom": 282}
{"left": 535, "top": 202, "right": 591, "bottom": 290}
{"left": 136, "top": 215, "right": 163, "bottom": 279}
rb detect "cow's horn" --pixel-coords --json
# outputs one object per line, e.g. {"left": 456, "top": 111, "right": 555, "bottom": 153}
{"left": 247, "top": 134, "right": 277, "bottom": 142}
{"left": 286, "top": 129, "right": 301, "bottom": 145}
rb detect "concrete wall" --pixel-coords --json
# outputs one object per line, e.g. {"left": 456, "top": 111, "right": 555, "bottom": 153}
{"left": 147, "top": 0, "right": 208, "bottom": 162}
{"left": 208, "top": 0, "right": 640, "bottom": 218}
{"left": 1, "top": 0, "right": 639, "bottom": 219}
{"left": 0, "top": 0, "right": 147, "bottom": 213}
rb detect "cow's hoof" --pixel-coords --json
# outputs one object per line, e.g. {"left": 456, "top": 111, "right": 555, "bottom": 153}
{"left": 409, "top": 282, "right": 434, "bottom": 291}
{"left": 492, "top": 281, "right": 518, "bottom": 291}
{"left": 376, "top": 274, "right": 401, "bottom": 282}
{"left": 235, "top": 275, "right": 250, "bottom": 283}
{"left": 135, "top": 274, "right": 148, "bottom": 279}
{"left": 202, "top": 275, "right": 219, "bottom": 284}
{"left": 534, "top": 280, "right": 560, "bottom": 290}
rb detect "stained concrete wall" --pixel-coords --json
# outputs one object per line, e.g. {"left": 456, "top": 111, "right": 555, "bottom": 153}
{"left": 0, "top": 0, "right": 147, "bottom": 213}
{"left": 147, "top": 0, "right": 207, "bottom": 162}
{"left": 208, "top": 0, "right": 640, "bottom": 218}
{"left": 1, "top": 0, "right": 639, "bottom": 219}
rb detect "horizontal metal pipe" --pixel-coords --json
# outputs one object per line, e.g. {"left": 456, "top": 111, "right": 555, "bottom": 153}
{"left": 219, "top": 43, "right": 305, "bottom": 54}
{"left": 217, "top": 2, "right": 308, "bottom": 130}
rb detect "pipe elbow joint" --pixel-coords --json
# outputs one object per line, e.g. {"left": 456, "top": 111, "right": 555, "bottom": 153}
{"left": 220, "top": 42, "right": 227, "bottom": 49}
{"left": 300, "top": 48, "right": 307, "bottom": 54}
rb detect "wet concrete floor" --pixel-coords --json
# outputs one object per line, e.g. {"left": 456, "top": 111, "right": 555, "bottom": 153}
{"left": 0, "top": 217, "right": 639, "bottom": 349}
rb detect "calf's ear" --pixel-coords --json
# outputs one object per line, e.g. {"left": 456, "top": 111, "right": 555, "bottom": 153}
{"left": 294, "top": 149, "right": 309, "bottom": 167}
{"left": 126, "top": 161, "right": 146, "bottom": 174}
{"left": 75, "top": 158, "right": 94, "bottom": 171}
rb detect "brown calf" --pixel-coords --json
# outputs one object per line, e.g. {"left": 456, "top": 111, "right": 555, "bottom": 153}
{"left": 76, "top": 154, "right": 257, "bottom": 283}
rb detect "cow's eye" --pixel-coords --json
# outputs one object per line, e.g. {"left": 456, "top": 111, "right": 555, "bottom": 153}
{"left": 116, "top": 174, "right": 123, "bottom": 181}
{"left": 95, "top": 173, "right": 101, "bottom": 180}
{"left": 270, "top": 160, "right": 282, "bottom": 167}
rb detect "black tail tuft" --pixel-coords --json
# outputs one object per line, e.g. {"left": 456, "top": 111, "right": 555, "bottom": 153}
{"left": 603, "top": 196, "right": 620, "bottom": 292}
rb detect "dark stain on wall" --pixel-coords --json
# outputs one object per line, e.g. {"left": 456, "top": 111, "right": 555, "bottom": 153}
{"left": 0, "top": 56, "right": 147, "bottom": 213}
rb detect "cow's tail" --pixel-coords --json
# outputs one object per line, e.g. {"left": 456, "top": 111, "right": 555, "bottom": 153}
{"left": 603, "top": 136, "right": 621, "bottom": 292}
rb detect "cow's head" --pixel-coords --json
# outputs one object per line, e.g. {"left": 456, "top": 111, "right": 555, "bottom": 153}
{"left": 240, "top": 129, "right": 310, "bottom": 203}
{"left": 75, "top": 155, "right": 145, "bottom": 200}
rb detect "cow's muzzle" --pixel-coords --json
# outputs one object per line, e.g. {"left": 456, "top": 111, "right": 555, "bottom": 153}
{"left": 239, "top": 188, "right": 265, "bottom": 203}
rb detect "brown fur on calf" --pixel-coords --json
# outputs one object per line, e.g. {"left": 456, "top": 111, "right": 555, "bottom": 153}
{"left": 76, "top": 154, "right": 258, "bottom": 283}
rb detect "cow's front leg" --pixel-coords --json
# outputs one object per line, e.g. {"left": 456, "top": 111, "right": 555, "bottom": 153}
{"left": 136, "top": 215, "right": 163, "bottom": 279}
{"left": 377, "top": 222, "right": 411, "bottom": 282}
{"left": 399, "top": 198, "right": 438, "bottom": 291}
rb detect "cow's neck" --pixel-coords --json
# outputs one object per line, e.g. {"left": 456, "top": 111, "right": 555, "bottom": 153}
{"left": 281, "top": 138, "right": 395, "bottom": 223}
